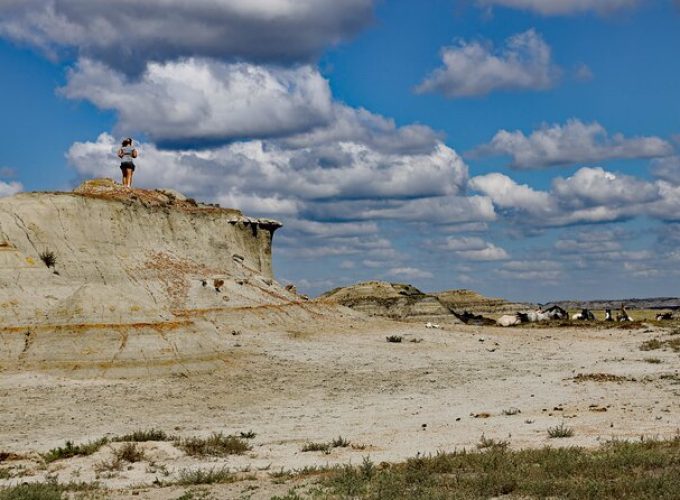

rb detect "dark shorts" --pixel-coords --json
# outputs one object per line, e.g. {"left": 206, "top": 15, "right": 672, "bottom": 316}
{"left": 120, "top": 162, "right": 135, "bottom": 172}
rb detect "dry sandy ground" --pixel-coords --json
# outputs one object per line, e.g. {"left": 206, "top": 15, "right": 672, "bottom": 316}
{"left": 1, "top": 317, "right": 679, "bottom": 499}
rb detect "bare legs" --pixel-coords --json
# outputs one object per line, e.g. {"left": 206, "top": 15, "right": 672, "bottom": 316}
{"left": 121, "top": 168, "right": 134, "bottom": 188}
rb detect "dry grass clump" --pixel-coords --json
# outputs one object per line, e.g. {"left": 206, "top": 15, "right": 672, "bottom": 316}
{"left": 547, "top": 423, "right": 575, "bottom": 438}
{"left": 114, "top": 429, "right": 171, "bottom": 442}
{"left": 114, "top": 442, "right": 145, "bottom": 463}
{"left": 640, "top": 338, "right": 680, "bottom": 352}
{"left": 42, "top": 430, "right": 171, "bottom": 463}
{"left": 175, "top": 433, "right": 250, "bottom": 457}
{"left": 302, "top": 436, "right": 351, "bottom": 453}
{"left": 301, "top": 442, "right": 331, "bottom": 453}
{"left": 572, "top": 373, "right": 632, "bottom": 383}
{"left": 502, "top": 407, "right": 521, "bottom": 416}
{"left": 175, "top": 467, "right": 236, "bottom": 486}
{"left": 95, "top": 443, "right": 147, "bottom": 472}
{"left": 477, "top": 434, "right": 509, "bottom": 450}
{"left": 386, "top": 335, "right": 402, "bottom": 343}
{"left": 43, "top": 438, "right": 109, "bottom": 463}
{"left": 318, "top": 437, "right": 680, "bottom": 499}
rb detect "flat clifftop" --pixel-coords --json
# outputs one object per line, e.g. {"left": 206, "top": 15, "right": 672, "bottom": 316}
{"left": 0, "top": 179, "right": 308, "bottom": 373}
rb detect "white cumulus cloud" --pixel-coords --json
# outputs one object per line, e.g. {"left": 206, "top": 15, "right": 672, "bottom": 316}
{"left": 552, "top": 167, "right": 660, "bottom": 209}
{"left": 67, "top": 130, "right": 474, "bottom": 225}
{"left": 440, "top": 236, "right": 509, "bottom": 261}
{"left": 476, "top": 0, "right": 639, "bottom": 16}
{"left": 0, "top": 0, "right": 376, "bottom": 70}
{"left": 473, "top": 119, "right": 673, "bottom": 169}
{"left": 416, "top": 29, "right": 559, "bottom": 98}
{"left": 471, "top": 166, "right": 680, "bottom": 227}
{"left": 387, "top": 267, "right": 434, "bottom": 280}
{"left": 61, "top": 59, "right": 334, "bottom": 145}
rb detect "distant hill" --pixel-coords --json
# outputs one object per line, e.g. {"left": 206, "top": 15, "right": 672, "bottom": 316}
{"left": 546, "top": 297, "right": 680, "bottom": 311}
{"left": 435, "top": 289, "right": 532, "bottom": 314}
{"left": 320, "top": 281, "right": 459, "bottom": 321}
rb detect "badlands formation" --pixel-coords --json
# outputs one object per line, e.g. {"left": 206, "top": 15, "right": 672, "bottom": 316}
{"left": 0, "top": 180, "right": 679, "bottom": 498}
{"left": 0, "top": 179, "right": 322, "bottom": 375}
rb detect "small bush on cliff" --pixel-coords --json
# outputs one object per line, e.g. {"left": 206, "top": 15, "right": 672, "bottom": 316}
{"left": 39, "top": 249, "right": 56, "bottom": 268}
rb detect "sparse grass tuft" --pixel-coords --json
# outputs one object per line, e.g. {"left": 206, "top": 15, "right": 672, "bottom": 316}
{"left": 386, "top": 335, "right": 402, "bottom": 343}
{"left": 477, "top": 434, "right": 509, "bottom": 450}
{"left": 239, "top": 430, "right": 256, "bottom": 439}
{"left": 43, "top": 438, "right": 109, "bottom": 463}
{"left": 0, "top": 468, "right": 10, "bottom": 480}
{"left": 39, "top": 249, "right": 56, "bottom": 268}
{"left": 640, "top": 339, "right": 663, "bottom": 351}
{"left": 175, "top": 433, "right": 250, "bottom": 457}
{"left": 644, "top": 357, "right": 662, "bottom": 364}
{"left": 572, "top": 373, "right": 632, "bottom": 383}
{"left": 113, "top": 442, "right": 145, "bottom": 463}
{"left": 547, "top": 422, "right": 574, "bottom": 438}
{"left": 114, "top": 429, "right": 171, "bottom": 442}
{"left": 302, "top": 437, "right": 351, "bottom": 453}
{"left": 301, "top": 442, "right": 330, "bottom": 453}
{"left": 331, "top": 436, "right": 350, "bottom": 448}
{"left": 502, "top": 407, "right": 521, "bottom": 416}
{"left": 640, "top": 338, "right": 680, "bottom": 353}
{"left": 176, "top": 467, "right": 235, "bottom": 486}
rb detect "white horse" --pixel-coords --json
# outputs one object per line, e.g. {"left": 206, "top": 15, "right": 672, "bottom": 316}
{"left": 497, "top": 314, "right": 522, "bottom": 327}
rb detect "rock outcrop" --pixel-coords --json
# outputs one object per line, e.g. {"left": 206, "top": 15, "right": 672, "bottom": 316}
{"left": 435, "top": 289, "right": 529, "bottom": 314}
{"left": 320, "top": 281, "right": 459, "bottom": 321}
{"left": 0, "top": 179, "right": 341, "bottom": 375}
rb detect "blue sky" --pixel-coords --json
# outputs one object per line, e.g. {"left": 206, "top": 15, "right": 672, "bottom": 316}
{"left": 1, "top": 0, "right": 679, "bottom": 302}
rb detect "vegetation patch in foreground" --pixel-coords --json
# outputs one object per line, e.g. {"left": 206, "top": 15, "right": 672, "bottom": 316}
{"left": 0, "top": 480, "right": 97, "bottom": 500}
{"left": 318, "top": 437, "right": 680, "bottom": 499}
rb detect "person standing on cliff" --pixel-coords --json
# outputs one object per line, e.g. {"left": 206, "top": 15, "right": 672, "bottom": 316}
{"left": 117, "top": 138, "right": 138, "bottom": 188}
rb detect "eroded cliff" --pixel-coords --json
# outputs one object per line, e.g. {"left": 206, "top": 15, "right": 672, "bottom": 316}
{"left": 0, "top": 179, "right": 344, "bottom": 375}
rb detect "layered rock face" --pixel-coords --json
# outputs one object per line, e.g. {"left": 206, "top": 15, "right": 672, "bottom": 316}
{"left": 435, "top": 289, "right": 529, "bottom": 314}
{"left": 320, "top": 281, "right": 459, "bottom": 321}
{"left": 0, "top": 179, "right": 329, "bottom": 374}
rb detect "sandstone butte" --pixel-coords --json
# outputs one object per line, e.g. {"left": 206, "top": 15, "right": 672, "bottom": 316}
{"left": 0, "top": 178, "right": 349, "bottom": 376}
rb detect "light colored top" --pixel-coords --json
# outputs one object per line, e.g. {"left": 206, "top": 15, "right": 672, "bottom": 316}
{"left": 119, "top": 146, "right": 137, "bottom": 163}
